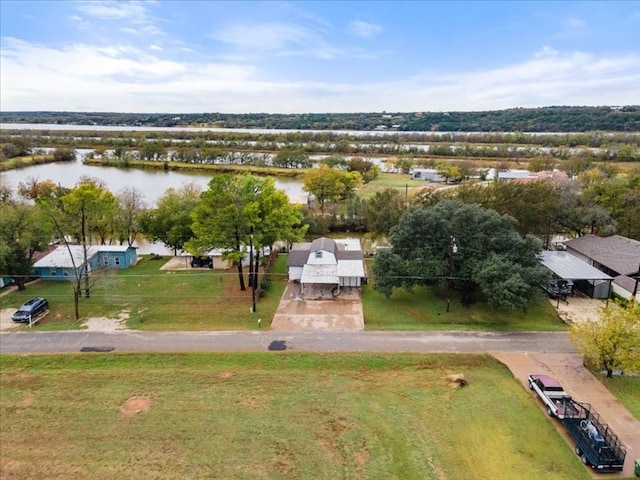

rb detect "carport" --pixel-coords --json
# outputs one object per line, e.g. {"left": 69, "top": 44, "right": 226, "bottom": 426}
{"left": 539, "top": 251, "right": 612, "bottom": 300}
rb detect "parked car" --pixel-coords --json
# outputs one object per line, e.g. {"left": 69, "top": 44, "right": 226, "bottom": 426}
{"left": 190, "top": 256, "right": 213, "bottom": 269}
{"left": 11, "top": 297, "right": 49, "bottom": 323}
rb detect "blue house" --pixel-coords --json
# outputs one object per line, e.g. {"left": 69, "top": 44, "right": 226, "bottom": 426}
{"left": 95, "top": 245, "right": 138, "bottom": 269}
{"left": 32, "top": 245, "right": 137, "bottom": 281}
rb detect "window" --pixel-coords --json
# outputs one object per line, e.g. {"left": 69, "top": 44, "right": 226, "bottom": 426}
{"left": 315, "top": 251, "right": 322, "bottom": 259}
{"left": 50, "top": 269, "right": 57, "bottom": 277}
{"left": 102, "top": 256, "right": 109, "bottom": 266}
{"left": 115, "top": 257, "right": 121, "bottom": 266}
{"left": 63, "top": 271, "right": 69, "bottom": 277}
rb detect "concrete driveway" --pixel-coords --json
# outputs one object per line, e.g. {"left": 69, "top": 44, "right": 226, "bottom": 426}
{"left": 270, "top": 281, "right": 364, "bottom": 331}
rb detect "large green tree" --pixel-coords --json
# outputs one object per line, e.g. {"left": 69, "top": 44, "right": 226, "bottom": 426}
{"left": 363, "top": 188, "right": 407, "bottom": 238}
{"left": 581, "top": 167, "right": 640, "bottom": 240}
{"left": 302, "top": 165, "right": 362, "bottom": 213}
{"left": 0, "top": 199, "right": 53, "bottom": 291}
{"left": 373, "top": 200, "right": 549, "bottom": 311}
{"left": 188, "top": 174, "right": 307, "bottom": 292}
{"left": 140, "top": 183, "right": 201, "bottom": 255}
{"left": 113, "top": 187, "right": 146, "bottom": 246}
{"left": 59, "top": 179, "right": 116, "bottom": 297}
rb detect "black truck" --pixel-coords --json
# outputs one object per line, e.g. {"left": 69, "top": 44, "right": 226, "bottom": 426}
{"left": 561, "top": 400, "right": 626, "bottom": 472}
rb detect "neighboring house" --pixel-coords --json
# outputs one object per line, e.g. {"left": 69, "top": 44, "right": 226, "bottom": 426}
{"left": 563, "top": 234, "right": 640, "bottom": 302}
{"left": 410, "top": 168, "right": 446, "bottom": 182}
{"left": 485, "top": 168, "right": 537, "bottom": 182}
{"left": 32, "top": 245, "right": 137, "bottom": 281}
{"left": 288, "top": 237, "right": 366, "bottom": 295}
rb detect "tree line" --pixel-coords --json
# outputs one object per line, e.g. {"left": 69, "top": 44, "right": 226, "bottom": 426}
{"left": 2, "top": 105, "right": 639, "bottom": 132}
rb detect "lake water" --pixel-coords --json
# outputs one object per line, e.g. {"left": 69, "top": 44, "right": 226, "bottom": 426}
{"left": 0, "top": 149, "right": 307, "bottom": 206}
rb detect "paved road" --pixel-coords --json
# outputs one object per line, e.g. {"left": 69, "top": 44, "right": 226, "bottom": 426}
{"left": 0, "top": 330, "right": 576, "bottom": 354}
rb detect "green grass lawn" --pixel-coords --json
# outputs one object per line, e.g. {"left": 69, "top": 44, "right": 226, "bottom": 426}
{"left": 362, "top": 260, "right": 566, "bottom": 331}
{"left": 357, "top": 172, "right": 426, "bottom": 199}
{"left": 0, "top": 353, "right": 591, "bottom": 480}
{"left": 595, "top": 374, "right": 640, "bottom": 420}
{"left": 1, "top": 254, "right": 289, "bottom": 331}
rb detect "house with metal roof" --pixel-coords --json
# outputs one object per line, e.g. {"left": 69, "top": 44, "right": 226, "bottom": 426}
{"left": 32, "top": 245, "right": 138, "bottom": 280}
{"left": 563, "top": 235, "right": 640, "bottom": 302}
{"left": 287, "top": 237, "right": 366, "bottom": 296}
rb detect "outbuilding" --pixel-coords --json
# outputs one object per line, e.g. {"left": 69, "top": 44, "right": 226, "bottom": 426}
{"left": 538, "top": 250, "right": 612, "bottom": 299}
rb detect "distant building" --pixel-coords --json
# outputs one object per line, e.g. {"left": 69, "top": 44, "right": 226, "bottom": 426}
{"left": 410, "top": 168, "right": 446, "bottom": 182}
{"left": 485, "top": 168, "right": 537, "bottom": 183}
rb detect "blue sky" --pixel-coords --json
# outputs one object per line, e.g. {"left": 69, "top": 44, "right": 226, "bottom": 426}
{"left": 1, "top": 0, "right": 639, "bottom": 113}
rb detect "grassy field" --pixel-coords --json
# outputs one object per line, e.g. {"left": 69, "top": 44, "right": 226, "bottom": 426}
{"left": 0, "top": 353, "right": 592, "bottom": 480}
{"left": 1, "top": 255, "right": 289, "bottom": 331}
{"left": 357, "top": 173, "right": 426, "bottom": 199}
{"left": 362, "top": 260, "right": 565, "bottom": 331}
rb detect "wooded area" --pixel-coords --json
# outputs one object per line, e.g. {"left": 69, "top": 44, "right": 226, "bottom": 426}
{"left": 2, "top": 106, "right": 639, "bottom": 132}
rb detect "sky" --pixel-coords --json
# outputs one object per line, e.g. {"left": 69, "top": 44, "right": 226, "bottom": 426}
{"left": 1, "top": 0, "right": 639, "bottom": 114}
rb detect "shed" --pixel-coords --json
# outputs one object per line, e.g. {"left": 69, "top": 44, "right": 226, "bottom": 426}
{"left": 539, "top": 250, "right": 612, "bottom": 299}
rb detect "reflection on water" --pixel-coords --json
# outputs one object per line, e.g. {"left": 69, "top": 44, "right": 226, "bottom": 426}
{"left": 0, "top": 150, "right": 306, "bottom": 206}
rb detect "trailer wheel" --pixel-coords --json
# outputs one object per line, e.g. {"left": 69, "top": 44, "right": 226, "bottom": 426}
{"left": 547, "top": 407, "right": 554, "bottom": 417}
{"left": 581, "top": 454, "right": 589, "bottom": 466}
{"left": 575, "top": 445, "right": 581, "bottom": 456}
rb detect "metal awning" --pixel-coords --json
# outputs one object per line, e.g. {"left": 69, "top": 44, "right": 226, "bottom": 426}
{"left": 300, "top": 264, "right": 339, "bottom": 284}
{"left": 539, "top": 251, "right": 612, "bottom": 280}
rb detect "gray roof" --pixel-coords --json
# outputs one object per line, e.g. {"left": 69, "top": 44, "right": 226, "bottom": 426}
{"left": 564, "top": 235, "right": 640, "bottom": 276}
{"left": 310, "top": 237, "right": 338, "bottom": 253}
{"left": 539, "top": 250, "right": 612, "bottom": 280}
{"left": 33, "top": 245, "right": 99, "bottom": 268}
{"left": 287, "top": 237, "right": 363, "bottom": 267}
{"left": 613, "top": 275, "right": 638, "bottom": 293}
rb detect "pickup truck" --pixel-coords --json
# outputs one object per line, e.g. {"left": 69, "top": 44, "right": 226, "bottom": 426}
{"left": 527, "top": 374, "right": 576, "bottom": 419}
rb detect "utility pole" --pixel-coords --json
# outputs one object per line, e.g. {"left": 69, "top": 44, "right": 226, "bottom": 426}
{"left": 446, "top": 236, "right": 458, "bottom": 313}
{"left": 249, "top": 227, "right": 256, "bottom": 313}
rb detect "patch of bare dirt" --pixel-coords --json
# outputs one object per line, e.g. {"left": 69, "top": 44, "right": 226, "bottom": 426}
{"left": 217, "top": 372, "right": 234, "bottom": 379}
{"left": 0, "top": 308, "right": 21, "bottom": 331}
{"left": 119, "top": 395, "right": 153, "bottom": 417}
{"left": 82, "top": 310, "right": 130, "bottom": 331}
{"left": 551, "top": 296, "right": 604, "bottom": 324}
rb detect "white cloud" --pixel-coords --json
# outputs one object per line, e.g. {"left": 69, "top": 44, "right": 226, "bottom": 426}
{"left": 566, "top": 17, "right": 587, "bottom": 29}
{"left": 1, "top": 38, "right": 637, "bottom": 113}
{"left": 534, "top": 45, "right": 559, "bottom": 58}
{"left": 76, "top": 1, "right": 164, "bottom": 37}
{"left": 348, "top": 20, "right": 382, "bottom": 39}
{"left": 211, "top": 20, "right": 380, "bottom": 60}
{"left": 77, "top": 1, "right": 149, "bottom": 21}
{"left": 212, "top": 21, "right": 320, "bottom": 52}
